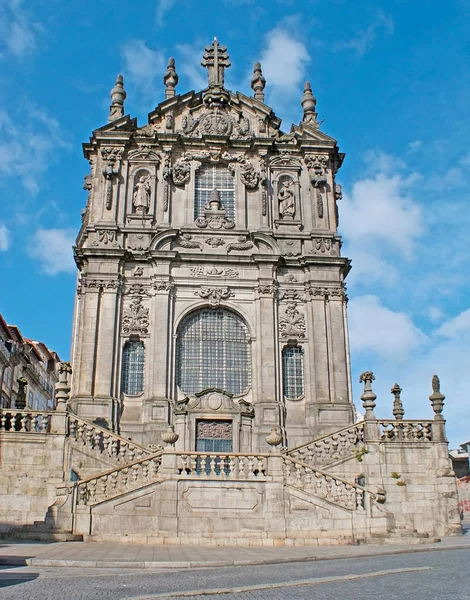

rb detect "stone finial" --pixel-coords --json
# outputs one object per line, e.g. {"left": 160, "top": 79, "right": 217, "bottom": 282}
{"left": 301, "top": 82, "right": 318, "bottom": 127}
{"left": 108, "top": 74, "right": 126, "bottom": 123}
{"left": 207, "top": 188, "right": 222, "bottom": 210}
{"left": 15, "top": 376, "right": 27, "bottom": 410}
{"left": 163, "top": 57, "right": 178, "bottom": 99}
{"left": 251, "top": 62, "right": 266, "bottom": 101}
{"left": 359, "top": 371, "right": 377, "bottom": 419}
{"left": 429, "top": 374, "right": 445, "bottom": 420}
{"left": 161, "top": 425, "right": 179, "bottom": 447}
{"left": 391, "top": 383, "right": 405, "bottom": 420}
{"left": 55, "top": 361, "right": 72, "bottom": 412}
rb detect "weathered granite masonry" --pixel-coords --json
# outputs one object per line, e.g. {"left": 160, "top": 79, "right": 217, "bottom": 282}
{"left": 0, "top": 40, "right": 461, "bottom": 545}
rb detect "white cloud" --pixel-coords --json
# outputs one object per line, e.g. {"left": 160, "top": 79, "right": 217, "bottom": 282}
{"left": 336, "top": 11, "right": 394, "bottom": 57}
{"left": 259, "top": 26, "right": 310, "bottom": 111}
{"left": 175, "top": 43, "right": 207, "bottom": 91}
{"left": 348, "top": 295, "right": 428, "bottom": 362}
{"left": 340, "top": 171, "right": 423, "bottom": 257}
{"left": 428, "top": 306, "right": 445, "bottom": 323}
{"left": 0, "top": 223, "right": 10, "bottom": 250}
{"left": 28, "top": 228, "right": 76, "bottom": 275}
{"left": 0, "top": 105, "right": 70, "bottom": 195}
{"left": 0, "top": 0, "right": 42, "bottom": 59}
{"left": 155, "top": 0, "right": 176, "bottom": 28}
{"left": 344, "top": 248, "right": 400, "bottom": 289}
{"left": 436, "top": 308, "right": 470, "bottom": 338}
{"left": 121, "top": 40, "right": 165, "bottom": 106}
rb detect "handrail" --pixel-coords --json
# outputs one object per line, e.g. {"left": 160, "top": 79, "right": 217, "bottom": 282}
{"left": 286, "top": 421, "right": 364, "bottom": 454}
{"left": 67, "top": 413, "right": 151, "bottom": 453}
{"left": 74, "top": 450, "right": 163, "bottom": 485}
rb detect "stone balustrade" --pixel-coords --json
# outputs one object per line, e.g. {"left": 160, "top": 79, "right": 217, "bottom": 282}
{"left": 0, "top": 409, "right": 52, "bottom": 433}
{"left": 75, "top": 452, "right": 162, "bottom": 505}
{"left": 286, "top": 422, "right": 365, "bottom": 468}
{"left": 175, "top": 451, "right": 270, "bottom": 479}
{"left": 379, "top": 420, "right": 433, "bottom": 442}
{"left": 67, "top": 414, "right": 152, "bottom": 464}
{"left": 283, "top": 456, "right": 367, "bottom": 511}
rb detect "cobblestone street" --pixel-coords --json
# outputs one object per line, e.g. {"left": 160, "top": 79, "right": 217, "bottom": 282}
{"left": 0, "top": 547, "right": 469, "bottom": 599}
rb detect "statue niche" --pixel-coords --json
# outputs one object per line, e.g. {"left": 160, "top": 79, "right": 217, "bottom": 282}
{"left": 278, "top": 175, "right": 296, "bottom": 219}
{"left": 132, "top": 170, "right": 152, "bottom": 214}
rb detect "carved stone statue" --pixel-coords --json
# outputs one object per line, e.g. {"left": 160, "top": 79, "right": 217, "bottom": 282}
{"left": 133, "top": 175, "right": 151, "bottom": 213}
{"left": 278, "top": 177, "right": 295, "bottom": 218}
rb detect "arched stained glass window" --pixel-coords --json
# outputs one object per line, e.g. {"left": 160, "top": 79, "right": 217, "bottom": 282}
{"left": 194, "top": 164, "right": 235, "bottom": 220}
{"left": 282, "top": 346, "right": 304, "bottom": 400}
{"left": 176, "top": 309, "right": 250, "bottom": 395}
{"left": 121, "top": 341, "right": 145, "bottom": 395}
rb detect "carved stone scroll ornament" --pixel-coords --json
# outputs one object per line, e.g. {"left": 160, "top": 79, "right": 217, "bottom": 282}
{"left": 226, "top": 235, "right": 254, "bottom": 253}
{"left": 162, "top": 153, "right": 171, "bottom": 211}
{"left": 279, "top": 302, "right": 306, "bottom": 339}
{"left": 305, "top": 285, "right": 347, "bottom": 302}
{"left": 78, "top": 277, "right": 121, "bottom": 295}
{"left": 255, "top": 283, "right": 277, "bottom": 296}
{"left": 82, "top": 174, "right": 92, "bottom": 225}
{"left": 190, "top": 266, "right": 239, "bottom": 278}
{"left": 101, "top": 147, "right": 124, "bottom": 210}
{"left": 334, "top": 183, "right": 342, "bottom": 227}
{"left": 260, "top": 161, "right": 268, "bottom": 216}
{"left": 194, "top": 286, "right": 233, "bottom": 307}
{"left": 205, "top": 237, "right": 225, "bottom": 248}
{"left": 122, "top": 296, "right": 149, "bottom": 334}
{"left": 279, "top": 288, "right": 303, "bottom": 301}
{"left": 177, "top": 233, "right": 203, "bottom": 251}
{"left": 310, "top": 238, "right": 338, "bottom": 256}
{"left": 92, "top": 229, "right": 120, "bottom": 247}
{"left": 171, "top": 159, "right": 191, "bottom": 186}
{"left": 306, "top": 155, "right": 329, "bottom": 220}
{"left": 239, "top": 157, "right": 259, "bottom": 189}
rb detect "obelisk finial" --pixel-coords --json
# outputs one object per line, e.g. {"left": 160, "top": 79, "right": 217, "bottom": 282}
{"left": 251, "top": 62, "right": 266, "bottom": 101}
{"left": 163, "top": 57, "right": 178, "bottom": 99}
{"left": 108, "top": 74, "right": 126, "bottom": 123}
{"left": 301, "top": 81, "right": 318, "bottom": 127}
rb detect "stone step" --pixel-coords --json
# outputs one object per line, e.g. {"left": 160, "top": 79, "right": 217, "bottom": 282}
{"left": 0, "top": 530, "right": 83, "bottom": 542}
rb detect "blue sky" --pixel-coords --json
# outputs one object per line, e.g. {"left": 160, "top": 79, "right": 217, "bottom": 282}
{"left": 0, "top": 0, "right": 469, "bottom": 447}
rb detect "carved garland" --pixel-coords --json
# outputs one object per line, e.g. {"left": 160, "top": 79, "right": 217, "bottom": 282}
{"left": 122, "top": 297, "right": 149, "bottom": 334}
{"left": 279, "top": 302, "right": 306, "bottom": 339}
{"left": 194, "top": 287, "right": 234, "bottom": 307}
{"left": 305, "top": 155, "right": 329, "bottom": 219}
{"left": 101, "top": 147, "right": 124, "bottom": 210}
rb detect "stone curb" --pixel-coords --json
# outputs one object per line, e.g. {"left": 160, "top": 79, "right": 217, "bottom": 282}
{"left": 1, "top": 542, "right": 470, "bottom": 570}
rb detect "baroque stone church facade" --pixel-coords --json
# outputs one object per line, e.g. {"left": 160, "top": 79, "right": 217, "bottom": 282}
{"left": 72, "top": 38, "right": 353, "bottom": 452}
{"left": 0, "top": 40, "right": 461, "bottom": 546}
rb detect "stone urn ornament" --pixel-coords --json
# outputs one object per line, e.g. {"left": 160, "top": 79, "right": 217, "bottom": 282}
{"left": 266, "top": 426, "right": 283, "bottom": 449}
{"left": 161, "top": 425, "right": 179, "bottom": 447}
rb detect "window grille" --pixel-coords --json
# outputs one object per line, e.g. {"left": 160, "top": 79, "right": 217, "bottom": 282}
{"left": 121, "top": 341, "right": 145, "bottom": 395}
{"left": 282, "top": 346, "right": 304, "bottom": 399}
{"left": 194, "top": 164, "right": 235, "bottom": 220}
{"left": 176, "top": 309, "right": 250, "bottom": 395}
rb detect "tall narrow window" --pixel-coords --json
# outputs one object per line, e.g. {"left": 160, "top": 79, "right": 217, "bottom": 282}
{"left": 282, "top": 346, "right": 304, "bottom": 400}
{"left": 176, "top": 309, "right": 250, "bottom": 395}
{"left": 121, "top": 341, "right": 145, "bottom": 395}
{"left": 194, "top": 164, "right": 235, "bottom": 220}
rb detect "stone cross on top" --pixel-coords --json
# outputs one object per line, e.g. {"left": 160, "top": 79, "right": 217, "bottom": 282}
{"left": 201, "top": 37, "right": 231, "bottom": 88}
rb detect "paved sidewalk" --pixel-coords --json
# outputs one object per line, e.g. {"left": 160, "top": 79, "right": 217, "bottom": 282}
{"left": 1, "top": 524, "right": 469, "bottom": 570}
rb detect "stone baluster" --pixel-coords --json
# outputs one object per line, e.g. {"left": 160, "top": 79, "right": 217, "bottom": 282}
{"left": 360, "top": 371, "right": 379, "bottom": 442}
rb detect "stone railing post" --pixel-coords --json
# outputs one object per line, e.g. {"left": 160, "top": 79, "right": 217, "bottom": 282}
{"left": 160, "top": 425, "right": 179, "bottom": 474}
{"left": 360, "top": 371, "right": 379, "bottom": 442}
{"left": 429, "top": 374, "right": 446, "bottom": 443}
{"left": 51, "top": 362, "right": 72, "bottom": 434}
{"left": 266, "top": 427, "right": 284, "bottom": 479}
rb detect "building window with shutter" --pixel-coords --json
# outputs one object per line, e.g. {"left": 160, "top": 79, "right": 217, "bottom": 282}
{"left": 282, "top": 346, "right": 304, "bottom": 400}
{"left": 194, "top": 164, "right": 235, "bottom": 220}
{"left": 176, "top": 308, "right": 250, "bottom": 396}
{"left": 121, "top": 341, "right": 145, "bottom": 395}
